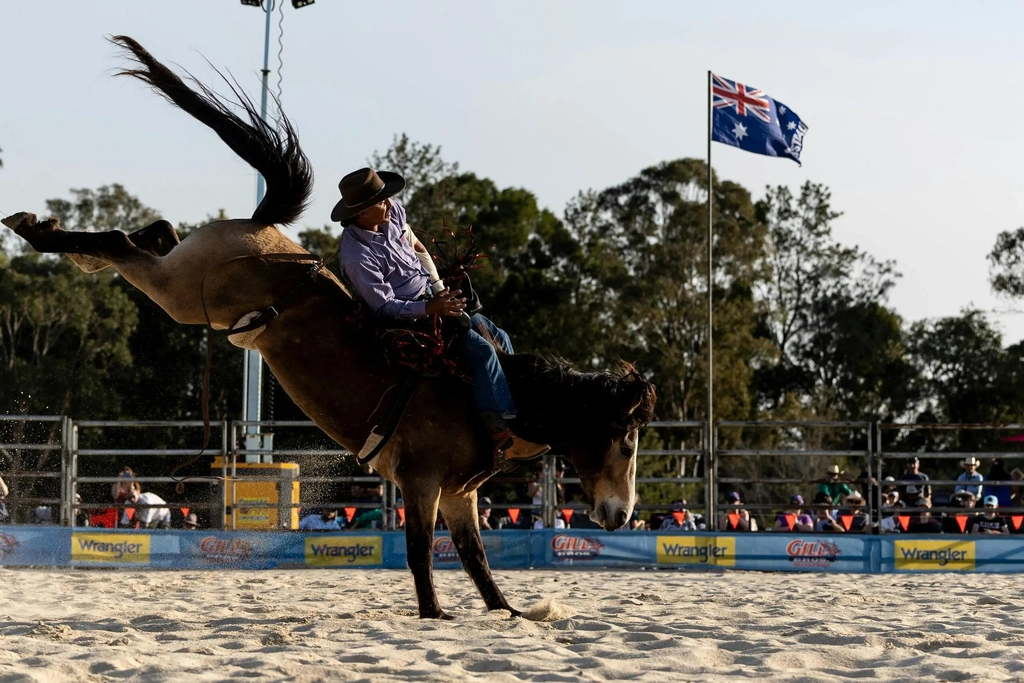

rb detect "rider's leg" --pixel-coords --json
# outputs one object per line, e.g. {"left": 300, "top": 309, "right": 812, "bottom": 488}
{"left": 459, "top": 323, "right": 548, "bottom": 465}
{"left": 469, "top": 313, "right": 513, "bottom": 355}
{"left": 459, "top": 327, "right": 515, "bottom": 420}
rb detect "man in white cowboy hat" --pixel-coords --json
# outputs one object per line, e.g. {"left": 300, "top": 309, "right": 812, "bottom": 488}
{"left": 817, "top": 464, "right": 854, "bottom": 503}
{"left": 955, "top": 457, "right": 984, "bottom": 500}
{"left": 333, "top": 168, "right": 549, "bottom": 467}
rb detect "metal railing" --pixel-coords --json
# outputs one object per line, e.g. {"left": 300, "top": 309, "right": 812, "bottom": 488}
{"left": 8, "top": 416, "right": 1024, "bottom": 534}
{"left": 0, "top": 415, "right": 68, "bottom": 524}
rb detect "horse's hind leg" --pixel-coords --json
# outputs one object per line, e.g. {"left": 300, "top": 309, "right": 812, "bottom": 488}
{"left": 1, "top": 212, "right": 177, "bottom": 261}
{"left": 438, "top": 492, "right": 520, "bottom": 616}
{"left": 66, "top": 220, "right": 180, "bottom": 273}
{"left": 402, "top": 487, "right": 450, "bottom": 619}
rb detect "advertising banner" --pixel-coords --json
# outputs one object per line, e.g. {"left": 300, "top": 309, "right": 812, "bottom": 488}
{"left": 7, "top": 526, "right": 1024, "bottom": 573}
{"left": 0, "top": 526, "right": 70, "bottom": 566}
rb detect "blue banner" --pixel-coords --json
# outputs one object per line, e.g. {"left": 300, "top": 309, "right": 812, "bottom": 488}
{"left": 8, "top": 526, "right": 1024, "bottom": 573}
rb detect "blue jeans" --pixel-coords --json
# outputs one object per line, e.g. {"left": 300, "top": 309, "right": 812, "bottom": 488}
{"left": 460, "top": 314, "right": 515, "bottom": 418}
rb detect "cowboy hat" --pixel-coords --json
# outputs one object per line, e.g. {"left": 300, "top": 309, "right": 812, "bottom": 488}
{"left": 331, "top": 167, "right": 406, "bottom": 223}
{"left": 960, "top": 457, "right": 980, "bottom": 468}
{"left": 826, "top": 465, "right": 844, "bottom": 475}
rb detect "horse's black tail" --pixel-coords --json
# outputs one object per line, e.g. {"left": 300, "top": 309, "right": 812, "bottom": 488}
{"left": 110, "top": 35, "right": 312, "bottom": 226}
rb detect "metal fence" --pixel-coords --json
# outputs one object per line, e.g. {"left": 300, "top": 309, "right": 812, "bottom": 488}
{"left": 6, "top": 416, "right": 1024, "bottom": 533}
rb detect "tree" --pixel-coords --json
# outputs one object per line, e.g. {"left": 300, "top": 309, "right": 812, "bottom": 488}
{"left": 754, "top": 182, "right": 905, "bottom": 419}
{"left": 569, "top": 158, "right": 768, "bottom": 423}
{"left": 988, "top": 226, "right": 1024, "bottom": 299}
{"left": 369, "top": 133, "right": 459, "bottom": 202}
{"left": 908, "top": 310, "right": 1021, "bottom": 424}
{"left": 45, "top": 184, "right": 160, "bottom": 234}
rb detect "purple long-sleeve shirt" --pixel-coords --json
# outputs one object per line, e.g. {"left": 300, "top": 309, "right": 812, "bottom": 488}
{"left": 338, "top": 201, "right": 430, "bottom": 320}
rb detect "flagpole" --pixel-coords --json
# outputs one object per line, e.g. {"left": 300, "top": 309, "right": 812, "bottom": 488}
{"left": 706, "top": 69, "right": 716, "bottom": 530}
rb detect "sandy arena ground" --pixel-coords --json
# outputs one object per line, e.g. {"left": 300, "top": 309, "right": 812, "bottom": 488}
{"left": 2, "top": 567, "right": 1022, "bottom": 682}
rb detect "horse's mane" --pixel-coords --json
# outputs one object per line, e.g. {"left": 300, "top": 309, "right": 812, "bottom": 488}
{"left": 501, "top": 353, "right": 657, "bottom": 445}
{"left": 110, "top": 35, "right": 312, "bottom": 227}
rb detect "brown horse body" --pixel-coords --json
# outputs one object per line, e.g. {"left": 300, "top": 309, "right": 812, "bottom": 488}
{"left": 3, "top": 37, "right": 656, "bottom": 618}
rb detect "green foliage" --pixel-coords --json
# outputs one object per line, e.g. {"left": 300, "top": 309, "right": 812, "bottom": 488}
{"left": 754, "top": 182, "right": 911, "bottom": 422}
{"left": 369, "top": 133, "right": 459, "bottom": 201}
{"left": 45, "top": 184, "right": 160, "bottom": 235}
{"left": 988, "top": 226, "right": 1024, "bottom": 298}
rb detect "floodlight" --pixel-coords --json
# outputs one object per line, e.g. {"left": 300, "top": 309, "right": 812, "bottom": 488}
{"left": 292, "top": 0, "right": 314, "bottom": 7}
{"left": 240, "top": 0, "right": 261, "bottom": 6}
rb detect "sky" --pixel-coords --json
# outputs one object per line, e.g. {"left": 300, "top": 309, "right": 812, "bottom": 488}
{"left": 3, "top": 1, "right": 1024, "bottom": 342}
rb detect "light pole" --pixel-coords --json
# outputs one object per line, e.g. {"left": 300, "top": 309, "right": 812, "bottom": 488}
{"left": 239, "top": 0, "right": 315, "bottom": 462}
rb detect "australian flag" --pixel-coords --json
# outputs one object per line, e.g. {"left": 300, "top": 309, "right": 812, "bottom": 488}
{"left": 711, "top": 73, "right": 808, "bottom": 165}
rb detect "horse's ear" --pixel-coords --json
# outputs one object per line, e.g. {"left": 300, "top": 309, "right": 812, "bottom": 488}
{"left": 623, "top": 379, "right": 650, "bottom": 417}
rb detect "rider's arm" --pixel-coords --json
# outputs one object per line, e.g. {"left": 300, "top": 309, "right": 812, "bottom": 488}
{"left": 402, "top": 224, "right": 445, "bottom": 294}
{"left": 343, "top": 258, "right": 427, "bottom": 321}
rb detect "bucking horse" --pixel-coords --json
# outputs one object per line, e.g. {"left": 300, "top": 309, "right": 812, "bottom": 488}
{"left": 2, "top": 37, "right": 656, "bottom": 619}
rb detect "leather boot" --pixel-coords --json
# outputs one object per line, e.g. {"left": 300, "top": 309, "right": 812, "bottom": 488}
{"left": 480, "top": 412, "right": 550, "bottom": 471}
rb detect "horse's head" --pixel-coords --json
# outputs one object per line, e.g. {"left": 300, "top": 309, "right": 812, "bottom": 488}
{"left": 566, "top": 364, "right": 657, "bottom": 532}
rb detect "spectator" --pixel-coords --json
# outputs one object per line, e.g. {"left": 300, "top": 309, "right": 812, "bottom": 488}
{"left": 718, "top": 491, "right": 757, "bottom": 531}
{"left": 772, "top": 495, "right": 814, "bottom": 532}
{"left": 32, "top": 506, "right": 52, "bottom": 524}
{"left": 350, "top": 463, "right": 384, "bottom": 529}
{"left": 527, "top": 460, "right": 567, "bottom": 510}
{"left": 817, "top": 465, "right": 853, "bottom": 503}
{"left": 907, "top": 498, "right": 943, "bottom": 533}
{"left": 478, "top": 497, "right": 494, "bottom": 530}
{"left": 112, "top": 467, "right": 141, "bottom": 528}
{"left": 881, "top": 476, "right": 897, "bottom": 495}
{"left": 813, "top": 503, "right": 844, "bottom": 533}
{"left": 897, "top": 457, "right": 931, "bottom": 507}
{"left": 971, "top": 495, "right": 1008, "bottom": 534}
{"left": 880, "top": 500, "right": 906, "bottom": 533}
{"left": 533, "top": 515, "right": 566, "bottom": 530}
{"left": 569, "top": 490, "right": 601, "bottom": 529}
{"left": 812, "top": 491, "right": 838, "bottom": 520}
{"left": 182, "top": 512, "right": 200, "bottom": 530}
{"left": 73, "top": 493, "right": 91, "bottom": 528}
{"left": 986, "top": 459, "right": 1013, "bottom": 509}
{"left": 840, "top": 492, "right": 870, "bottom": 533}
{"left": 299, "top": 509, "right": 342, "bottom": 531}
{"left": 128, "top": 488, "right": 171, "bottom": 529}
{"left": 659, "top": 500, "right": 697, "bottom": 531}
{"left": 943, "top": 491, "right": 977, "bottom": 534}
{"left": 855, "top": 461, "right": 877, "bottom": 504}
{"left": 954, "top": 457, "right": 984, "bottom": 500}
{"left": 0, "top": 475, "right": 8, "bottom": 523}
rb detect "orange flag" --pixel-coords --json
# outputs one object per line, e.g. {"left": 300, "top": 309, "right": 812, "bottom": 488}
{"left": 727, "top": 512, "right": 740, "bottom": 529}
{"left": 784, "top": 513, "right": 796, "bottom": 531}
{"left": 508, "top": 508, "right": 520, "bottom": 524}
{"left": 671, "top": 511, "right": 685, "bottom": 525}
{"left": 897, "top": 515, "right": 910, "bottom": 531}
{"left": 397, "top": 508, "right": 405, "bottom": 524}
{"left": 1012, "top": 515, "right": 1023, "bottom": 531}
{"left": 180, "top": 507, "right": 190, "bottom": 518}
{"left": 955, "top": 515, "right": 968, "bottom": 533}
{"left": 125, "top": 507, "right": 135, "bottom": 521}
{"left": 561, "top": 508, "right": 573, "bottom": 524}
{"left": 840, "top": 515, "right": 853, "bottom": 531}
{"left": 344, "top": 507, "right": 357, "bottom": 523}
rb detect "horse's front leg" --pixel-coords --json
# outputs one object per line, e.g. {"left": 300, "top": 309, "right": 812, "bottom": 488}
{"left": 402, "top": 487, "right": 449, "bottom": 619}
{"left": 438, "top": 491, "right": 520, "bottom": 616}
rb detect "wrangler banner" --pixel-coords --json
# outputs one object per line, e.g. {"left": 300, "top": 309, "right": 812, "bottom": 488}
{"left": 6, "top": 527, "right": 1024, "bottom": 572}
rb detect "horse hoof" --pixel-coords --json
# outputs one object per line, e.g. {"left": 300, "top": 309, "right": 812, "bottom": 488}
{"left": 420, "top": 609, "right": 453, "bottom": 620}
{"left": 1, "top": 211, "right": 36, "bottom": 231}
